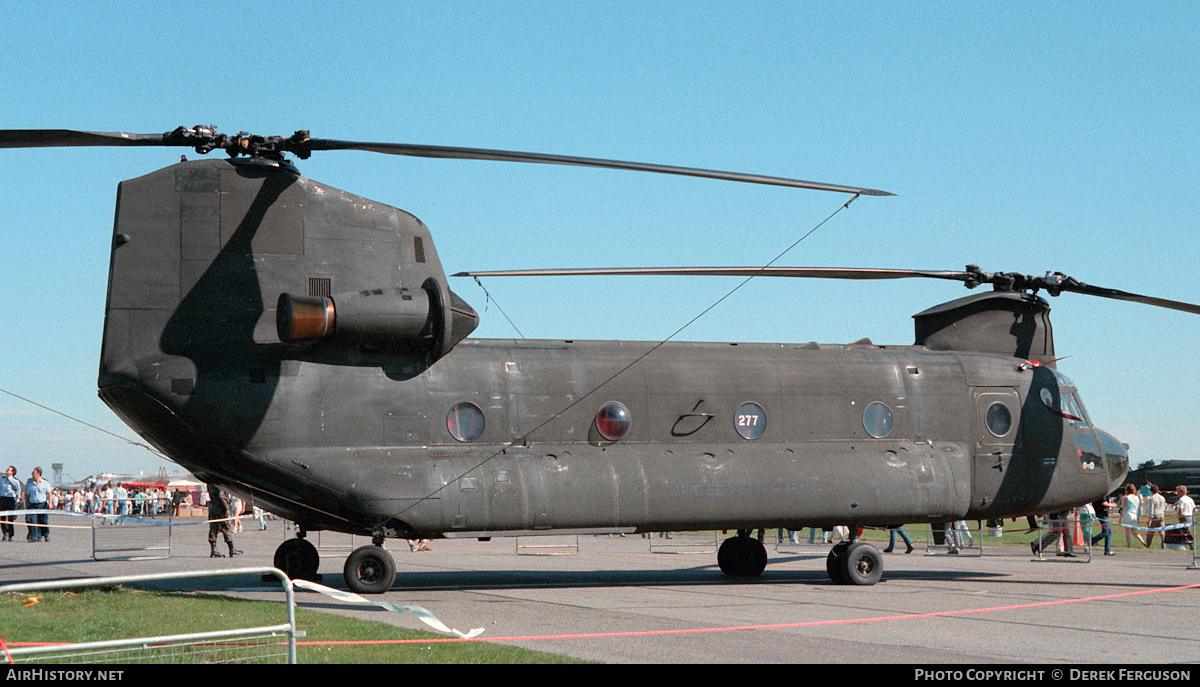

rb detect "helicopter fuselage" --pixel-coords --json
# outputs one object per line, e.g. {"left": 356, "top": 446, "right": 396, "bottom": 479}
{"left": 100, "top": 332, "right": 1123, "bottom": 539}
{"left": 94, "top": 157, "right": 1126, "bottom": 585}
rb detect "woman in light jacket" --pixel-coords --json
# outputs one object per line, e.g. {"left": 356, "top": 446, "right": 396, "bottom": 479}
{"left": 1120, "top": 483, "right": 1147, "bottom": 548}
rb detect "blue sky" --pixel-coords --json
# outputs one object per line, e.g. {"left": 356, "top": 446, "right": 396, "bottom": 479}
{"left": 1, "top": 2, "right": 1197, "bottom": 481}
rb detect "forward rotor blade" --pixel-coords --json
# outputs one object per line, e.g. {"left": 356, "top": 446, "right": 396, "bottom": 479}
{"left": 301, "top": 139, "right": 894, "bottom": 196}
{"left": 0, "top": 129, "right": 175, "bottom": 148}
{"left": 454, "top": 266, "right": 1200, "bottom": 316}
{"left": 1062, "top": 281, "right": 1200, "bottom": 315}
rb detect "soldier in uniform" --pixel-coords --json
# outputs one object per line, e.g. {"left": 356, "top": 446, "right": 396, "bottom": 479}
{"left": 206, "top": 484, "right": 242, "bottom": 558}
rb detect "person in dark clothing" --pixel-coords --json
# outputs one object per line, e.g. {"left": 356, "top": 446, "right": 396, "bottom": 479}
{"left": 1090, "top": 494, "right": 1118, "bottom": 555}
{"left": 1, "top": 465, "right": 21, "bottom": 542}
{"left": 883, "top": 524, "right": 914, "bottom": 554}
{"left": 206, "top": 484, "right": 242, "bottom": 558}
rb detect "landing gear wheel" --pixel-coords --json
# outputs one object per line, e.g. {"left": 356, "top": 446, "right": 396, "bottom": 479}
{"left": 717, "top": 535, "right": 768, "bottom": 577}
{"left": 826, "top": 541, "right": 851, "bottom": 585}
{"left": 827, "top": 541, "right": 883, "bottom": 585}
{"left": 844, "top": 542, "right": 883, "bottom": 585}
{"left": 273, "top": 537, "right": 320, "bottom": 581}
{"left": 344, "top": 545, "right": 396, "bottom": 595}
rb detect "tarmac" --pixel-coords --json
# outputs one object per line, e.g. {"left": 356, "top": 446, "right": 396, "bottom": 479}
{"left": 2, "top": 513, "right": 1199, "bottom": 665}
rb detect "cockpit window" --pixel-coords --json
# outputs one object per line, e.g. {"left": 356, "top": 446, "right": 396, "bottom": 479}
{"left": 1098, "top": 431, "right": 1129, "bottom": 485}
{"left": 1063, "top": 393, "right": 1089, "bottom": 428}
{"left": 1073, "top": 433, "right": 1102, "bottom": 472}
{"left": 1040, "top": 383, "right": 1091, "bottom": 428}
{"left": 1053, "top": 370, "right": 1075, "bottom": 387}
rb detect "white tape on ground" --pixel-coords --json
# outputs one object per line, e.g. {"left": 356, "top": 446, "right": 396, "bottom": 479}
{"left": 292, "top": 578, "right": 484, "bottom": 639}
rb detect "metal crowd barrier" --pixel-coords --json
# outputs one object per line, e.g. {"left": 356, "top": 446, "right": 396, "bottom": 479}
{"left": 0, "top": 568, "right": 301, "bottom": 664}
{"left": 1029, "top": 514, "right": 1091, "bottom": 563}
{"left": 1, "top": 506, "right": 258, "bottom": 562}
{"left": 515, "top": 534, "right": 580, "bottom": 555}
{"left": 1188, "top": 522, "right": 1200, "bottom": 571}
{"left": 1105, "top": 516, "right": 1197, "bottom": 564}
{"left": 92, "top": 497, "right": 174, "bottom": 560}
{"left": 649, "top": 531, "right": 717, "bottom": 555}
{"left": 774, "top": 528, "right": 836, "bottom": 551}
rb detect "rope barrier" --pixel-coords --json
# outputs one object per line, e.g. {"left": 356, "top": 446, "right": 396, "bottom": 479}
{"left": 0, "top": 508, "right": 249, "bottom": 532}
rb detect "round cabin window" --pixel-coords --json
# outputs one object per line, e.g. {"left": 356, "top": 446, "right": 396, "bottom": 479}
{"left": 595, "top": 401, "right": 632, "bottom": 441}
{"left": 735, "top": 402, "right": 767, "bottom": 440}
{"left": 447, "top": 402, "right": 485, "bottom": 443}
{"left": 863, "top": 402, "right": 894, "bottom": 439}
{"left": 986, "top": 402, "right": 1013, "bottom": 437}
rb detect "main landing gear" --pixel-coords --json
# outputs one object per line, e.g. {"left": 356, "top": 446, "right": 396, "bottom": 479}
{"left": 272, "top": 533, "right": 321, "bottom": 582}
{"left": 717, "top": 530, "right": 768, "bottom": 577}
{"left": 271, "top": 531, "right": 399, "bottom": 594}
{"left": 343, "top": 541, "right": 396, "bottom": 595}
{"left": 717, "top": 528, "right": 884, "bottom": 585}
{"left": 825, "top": 538, "right": 884, "bottom": 586}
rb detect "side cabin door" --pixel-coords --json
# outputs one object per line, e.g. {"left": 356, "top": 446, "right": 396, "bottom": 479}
{"left": 971, "top": 387, "right": 1022, "bottom": 513}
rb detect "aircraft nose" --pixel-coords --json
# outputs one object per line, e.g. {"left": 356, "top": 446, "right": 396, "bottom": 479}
{"left": 1095, "top": 429, "right": 1129, "bottom": 493}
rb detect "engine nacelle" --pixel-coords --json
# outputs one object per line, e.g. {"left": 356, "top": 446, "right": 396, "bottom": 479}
{"left": 277, "top": 283, "right": 478, "bottom": 357}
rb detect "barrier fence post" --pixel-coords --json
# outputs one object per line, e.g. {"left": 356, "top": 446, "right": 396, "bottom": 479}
{"left": 0, "top": 568, "right": 299, "bottom": 664}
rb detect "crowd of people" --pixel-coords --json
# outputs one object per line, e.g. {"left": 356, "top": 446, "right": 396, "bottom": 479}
{"left": 0, "top": 465, "right": 273, "bottom": 546}
{"left": 1029, "top": 481, "right": 1195, "bottom": 558}
{"left": 773, "top": 480, "right": 1196, "bottom": 559}
{"left": 1109, "top": 482, "right": 1195, "bottom": 550}
{"left": 2, "top": 467, "right": 173, "bottom": 523}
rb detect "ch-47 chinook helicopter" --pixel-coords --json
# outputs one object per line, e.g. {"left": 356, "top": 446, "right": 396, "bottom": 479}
{"left": 4, "top": 127, "right": 1199, "bottom": 593}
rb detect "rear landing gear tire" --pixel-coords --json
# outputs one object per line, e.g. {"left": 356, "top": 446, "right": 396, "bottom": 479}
{"left": 717, "top": 535, "right": 768, "bottom": 577}
{"left": 826, "top": 541, "right": 851, "bottom": 585}
{"left": 273, "top": 536, "right": 321, "bottom": 582}
{"left": 344, "top": 545, "right": 396, "bottom": 595}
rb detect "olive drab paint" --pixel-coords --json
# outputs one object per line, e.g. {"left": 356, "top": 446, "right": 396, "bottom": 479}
{"left": 96, "top": 157, "right": 1129, "bottom": 590}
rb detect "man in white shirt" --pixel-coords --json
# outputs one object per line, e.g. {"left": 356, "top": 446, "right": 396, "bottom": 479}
{"left": 1144, "top": 484, "right": 1167, "bottom": 549}
{"left": 114, "top": 482, "right": 128, "bottom": 520}
{"left": 1176, "top": 486, "right": 1195, "bottom": 525}
{"left": 24, "top": 467, "right": 52, "bottom": 542}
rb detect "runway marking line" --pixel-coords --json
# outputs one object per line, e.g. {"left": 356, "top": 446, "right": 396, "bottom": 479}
{"left": 295, "top": 581, "right": 1200, "bottom": 646}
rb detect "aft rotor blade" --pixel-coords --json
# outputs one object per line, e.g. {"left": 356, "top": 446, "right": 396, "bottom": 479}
{"left": 0, "top": 129, "right": 175, "bottom": 148}
{"left": 0, "top": 128, "right": 894, "bottom": 196}
{"left": 301, "top": 139, "right": 895, "bottom": 196}
{"left": 454, "top": 266, "right": 963, "bottom": 280}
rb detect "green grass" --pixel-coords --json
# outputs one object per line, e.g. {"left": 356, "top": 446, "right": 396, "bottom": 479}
{"left": 0, "top": 588, "right": 592, "bottom": 664}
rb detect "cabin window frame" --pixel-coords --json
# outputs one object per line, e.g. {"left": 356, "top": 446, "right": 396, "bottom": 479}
{"left": 862, "top": 402, "right": 894, "bottom": 439}
{"left": 734, "top": 402, "right": 767, "bottom": 440}
{"left": 985, "top": 401, "right": 1014, "bottom": 438}
{"left": 446, "top": 401, "right": 486, "bottom": 443}
{"left": 595, "top": 401, "right": 632, "bottom": 441}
